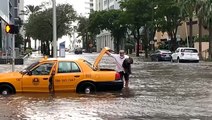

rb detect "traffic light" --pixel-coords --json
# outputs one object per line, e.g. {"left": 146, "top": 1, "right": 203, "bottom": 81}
{"left": 5, "top": 24, "right": 19, "bottom": 34}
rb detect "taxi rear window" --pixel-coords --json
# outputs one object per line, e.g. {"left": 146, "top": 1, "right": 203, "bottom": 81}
{"left": 58, "top": 61, "right": 81, "bottom": 73}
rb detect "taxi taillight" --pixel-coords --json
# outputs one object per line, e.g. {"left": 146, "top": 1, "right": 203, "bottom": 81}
{"left": 115, "top": 72, "right": 120, "bottom": 80}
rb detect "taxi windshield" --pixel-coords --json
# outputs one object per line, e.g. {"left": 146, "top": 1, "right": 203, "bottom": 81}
{"left": 20, "top": 61, "right": 39, "bottom": 74}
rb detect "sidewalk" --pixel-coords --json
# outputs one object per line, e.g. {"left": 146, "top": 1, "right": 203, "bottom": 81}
{"left": 0, "top": 51, "right": 43, "bottom": 73}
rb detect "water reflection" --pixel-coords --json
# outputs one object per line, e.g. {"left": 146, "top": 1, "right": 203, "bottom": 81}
{"left": 1, "top": 54, "right": 212, "bottom": 119}
{"left": 0, "top": 90, "right": 137, "bottom": 120}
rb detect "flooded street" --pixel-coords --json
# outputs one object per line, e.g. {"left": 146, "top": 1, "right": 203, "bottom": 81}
{"left": 0, "top": 52, "right": 212, "bottom": 120}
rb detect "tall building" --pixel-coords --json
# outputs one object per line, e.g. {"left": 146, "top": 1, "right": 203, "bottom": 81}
{"left": 0, "top": 0, "right": 23, "bottom": 56}
{"left": 95, "top": 0, "right": 122, "bottom": 52}
{"left": 85, "top": 0, "right": 94, "bottom": 17}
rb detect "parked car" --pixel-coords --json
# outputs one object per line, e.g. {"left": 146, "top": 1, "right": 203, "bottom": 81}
{"left": 74, "top": 48, "right": 82, "bottom": 54}
{"left": 171, "top": 47, "right": 199, "bottom": 63}
{"left": 150, "top": 50, "right": 172, "bottom": 61}
{"left": 0, "top": 47, "right": 123, "bottom": 95}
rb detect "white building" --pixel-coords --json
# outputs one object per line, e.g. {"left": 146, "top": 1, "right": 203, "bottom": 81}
{"left": 0, "top": 0, "right": 24, "bottom": 56}
{"left": 95, "top": 0, "right": 122, "bottom": 52}
{"left": 85, "top": 0, "right": 94, "bottom": 15}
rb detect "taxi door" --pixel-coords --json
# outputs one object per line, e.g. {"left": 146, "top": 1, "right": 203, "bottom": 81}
{"left": 53, "top": 61, "right": 83, "bottom": 92}
{"left": 21, "top": 62, "right": 55, "bottom": 92}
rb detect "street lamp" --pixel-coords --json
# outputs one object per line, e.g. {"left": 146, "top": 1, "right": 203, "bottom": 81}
{"left": 52, "top": 0, "right": 57, "bottom": 58}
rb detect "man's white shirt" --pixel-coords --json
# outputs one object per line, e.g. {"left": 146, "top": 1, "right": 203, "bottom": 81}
{"left": 109, "top": 53, "right": 129, "bottom": 72}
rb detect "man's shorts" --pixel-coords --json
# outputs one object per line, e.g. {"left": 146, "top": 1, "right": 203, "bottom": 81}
{"left": 119, "top": 71, "right": 129, "bottom": 81}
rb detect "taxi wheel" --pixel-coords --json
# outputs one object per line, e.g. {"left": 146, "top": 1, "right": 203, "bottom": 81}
{"left": 0, "top": 84, "right": 14, "bottom": 95}
{"left": 77, "top": 82, "right": 96, "bottom": 94}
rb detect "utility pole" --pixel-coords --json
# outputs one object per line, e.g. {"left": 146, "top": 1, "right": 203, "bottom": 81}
{"left": 5, "top": 24, "right": 19, "bottom": 72}
{"left": 52, "top": 0, "right": 57, "bottom": 58}
{"left": 12, "top": 34, "right": 15, "bottom": 72}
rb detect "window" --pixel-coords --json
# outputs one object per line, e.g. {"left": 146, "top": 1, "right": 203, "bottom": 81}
{"left": 71, "top": 62, "right": 81, "bottom": 72}
{"left": 109, "top": 5, "right": 114, "bottom": 9}
{"left": 58, "top": 62, "right": 81, "bottom": 73}
{"left": 31, "top": 63, "right": 54, "bottom": 75}
{"left": 181, "top": 49, "right": 198, "bottom": 53}
{"left": 104, "top": 0, "right": 107, "bottom": 5}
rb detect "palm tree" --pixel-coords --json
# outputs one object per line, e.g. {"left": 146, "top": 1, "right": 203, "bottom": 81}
{"left": 77, "top": 17, "right": 89, "bottom": 51}
{"left": 180, "top": 0, "right": 197, "bottom": 47}
{"left": 25, "top": 5, "right": 41, "bottom": 50}
{"left": 196, "top": 0, "right": 205, "bottom": 59}
{"left": 203, "top": 0, "right": 212, "bottom": 60}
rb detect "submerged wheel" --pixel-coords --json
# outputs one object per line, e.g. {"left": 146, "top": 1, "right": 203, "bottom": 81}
{"left": 77, "top": 82, "right": 96, "bottom": 94}
{"left": 0, "top": 84, "right": 14, "bottom": 95}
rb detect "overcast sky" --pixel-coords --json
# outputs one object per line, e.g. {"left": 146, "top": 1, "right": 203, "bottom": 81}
{"left": 24, "top": 0, "right": 87, "bottom": 16}
{"left": 24, "top": 0, "right": 88, "bottom": 48}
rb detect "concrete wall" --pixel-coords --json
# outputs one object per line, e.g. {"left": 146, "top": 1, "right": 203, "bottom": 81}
{"left": 194, "top": 42, "right": 209, "bottom": 59}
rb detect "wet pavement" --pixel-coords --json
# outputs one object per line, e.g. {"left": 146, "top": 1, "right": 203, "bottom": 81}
{"left": 0, "top": 52, "right": 212, "bottom": 120}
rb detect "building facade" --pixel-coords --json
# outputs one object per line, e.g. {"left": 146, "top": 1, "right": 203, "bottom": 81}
{"left": 95, "top": 0, "right": 122, "bottom": 52}
{"left": 0, "top": 0, "right": 10, "bottom": 56}
{"left": 95, "top": 1, "right": 209, "bottom": 52}
{"left": 0, "top": 0, "right": 23, "bottom": 56}
{"left": 85, "top": 0, "right": 94, "bottom": 17}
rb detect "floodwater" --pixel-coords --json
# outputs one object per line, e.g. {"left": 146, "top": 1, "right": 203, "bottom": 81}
{"left": 0, "top": 53, "right": 212, "bottom": 120}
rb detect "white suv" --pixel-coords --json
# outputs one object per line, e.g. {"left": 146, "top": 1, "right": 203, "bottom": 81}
{"left": 171, "top": 47, "right": 199, "bottom": 63}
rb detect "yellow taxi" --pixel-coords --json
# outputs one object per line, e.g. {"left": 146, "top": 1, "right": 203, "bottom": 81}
{"left": 0, "top": 47, "right": 123, "bottom": 95}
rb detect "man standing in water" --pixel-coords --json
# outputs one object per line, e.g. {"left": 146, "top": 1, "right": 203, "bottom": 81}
{"left": 106, "top": 50, "right": 132, "bottom": 87}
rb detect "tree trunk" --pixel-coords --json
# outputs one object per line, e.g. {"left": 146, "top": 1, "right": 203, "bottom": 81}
{"left": 35, "top": 39, "right": 37, "bottom": 50}
{"left": 198, "top": 18, "right": 203, "bottom": 60}
{"left": 82, "top": 35, "right": 85, "bottom": 49}
{"left": 116, "top": 37, "right": 120, "bottom": 53}
{"left": 51, "top": 46, "right": 53, "bottom": 57}
{"left": 136, "top": 38, "right": 140, "bottom": 57}
{"left": 208, "top": 19, "right": 212, "bottom": 60}
{"left": 24, "top": 39, "right": 27, "bottom": 51}
{"left": 46, "top": 41, "right": 50, "bottom": 56}
{"left": 85, "top": 32, "right": 88, "bottom": 52}
{"left": 189, "top": 18, "right": 193, "bottom": 47}
{"left": 169, "top": 32, "right": 176, "bottom": 51}
{"left": 43, "top": 42, "right": 46, "bottom": 55}
{"left": 144, "top": 27, "right": 148, "bottom": 58}
{"left": 28, "top": 37, "right": 31, "bottom": 49}
{"left": 41, "top": 41, "right": 44, "bottom": 54}
{"left": 136, "top": 28, "right": 140, "bottom": 57}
